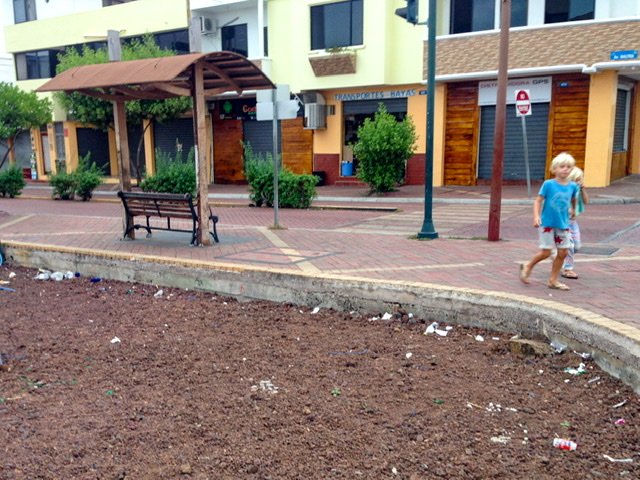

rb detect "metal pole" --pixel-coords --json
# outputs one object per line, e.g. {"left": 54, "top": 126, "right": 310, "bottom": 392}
{"left": 272, "top": 88, "right": 280, "bottom": 228}
{"left": 488, "top": 0, "right": 510, "bottom": 241}
{"left": 521, "top": 116, "right": 531, "bottom": 198}
{"left": 417, "top": 0, "right": 438, "bottom": 239}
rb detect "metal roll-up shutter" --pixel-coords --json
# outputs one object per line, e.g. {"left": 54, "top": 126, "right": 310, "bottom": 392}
{"left": 77, "top": 128, "right": 110, "bottom": 173}
{"left": 477, "top": 103, "right": 549, "bottom": 181}
{"left": 343, "top": 98, "right": 407, "bottom": 115}
{"left": 127, "top": 123, "right": 145, "bottom": 175}
{"left": 243, "top": 120, "right": 281, "bottom": 156}
{"left": 154, "top": 118, "right": 195, "bottom": 158}
{"left": 613, "top": 88, "right": 629, "bottom": 152}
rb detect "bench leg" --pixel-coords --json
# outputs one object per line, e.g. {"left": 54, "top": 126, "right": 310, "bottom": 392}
{"left": 209, "top": 215, "right": 219, "bottom": 243}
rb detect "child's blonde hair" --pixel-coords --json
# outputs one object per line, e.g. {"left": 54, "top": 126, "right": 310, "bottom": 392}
{"left": 567, "top": 166, "right": 584, "bottom": 183}
{"left": 550, "top": 152, "right": 576, "bottom": 173}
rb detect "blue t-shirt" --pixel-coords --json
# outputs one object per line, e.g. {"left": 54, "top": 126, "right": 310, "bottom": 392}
{"left": 538, "top": 179, "right": 578, "bottom": 229}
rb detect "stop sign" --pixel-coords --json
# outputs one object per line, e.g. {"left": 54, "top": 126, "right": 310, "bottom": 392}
{"left": 515, "top": 89, "right": 532, "bottom": 116}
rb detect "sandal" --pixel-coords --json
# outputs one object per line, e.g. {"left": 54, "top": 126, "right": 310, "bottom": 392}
{"left": 561, "top": 271, "right": 578, "bottom": 279}
{"left": 519, "top": 264, "right": 531, "bottom": 284}
{"left": 548, "top": 282, "right": 570, "bottom": 291}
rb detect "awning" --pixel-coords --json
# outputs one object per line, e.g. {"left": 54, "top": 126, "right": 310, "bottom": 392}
{"left": 36, "top": 50, "right": 275, "bottom": 101}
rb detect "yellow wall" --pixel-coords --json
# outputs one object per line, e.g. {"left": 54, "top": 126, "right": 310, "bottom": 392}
{"left": 584, "top": 71, "right": 617, "bottom": 187}
{"left": 5, "top": 0, "right": 187, "bottom": 52}
{"left": 268, "top": 0, "right": 425, "bottom": 91}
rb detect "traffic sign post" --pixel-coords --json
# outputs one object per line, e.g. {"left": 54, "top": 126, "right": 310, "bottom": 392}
{"left": 515, "top": 89, "right": 532, "bottom": 198}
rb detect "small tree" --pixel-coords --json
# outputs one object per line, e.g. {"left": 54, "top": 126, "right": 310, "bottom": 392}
{"left": 352, "top": 104, "right": 417, "bottom": 193}
{"left": 55, "top": 35, "right": 192, "bottom": 182}
{"left": 0, "top": 82, "right": 52, "bottom": 169}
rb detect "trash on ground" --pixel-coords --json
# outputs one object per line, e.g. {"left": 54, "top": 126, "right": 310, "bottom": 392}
{"left": 50, "top": 271, "right": 64, "bottom": 281}
{"left": 552, "top": 438, "right": 577, "bottom": 451}
{"left": 490, "top": 435, "right": 511, "bottom": 444}
{"left": 405, "top": 352, "right": 413, "bottom": 359}
{"left": 9, "top": 272, "right": 16, "bottom": 278}
{"left": 603, "top": 454, "right": 633, "bottom": 463}
{"left": 475, "top": 335, "right": 485, "bottom": 342}
{"left": 251, "top": 379, "right": 279, "bottom": 394}
{"left": 381, "top": 312, "right": 393, "bottom": 321}
{"left": 0, "top": 286, "right": 16, "bottom": 292}
{"left": 614, "top": 418, "right": 626, "bottom": 425}
{"left": 424, "top": 322, "right": 438, "bottom": 335}
{"left": 153, "top": 289, "right": 164, "bottom": 298}
{"left": 89, "top": 277, "right": 102, "bottom": 283}
{"left": 34, "top": 270, "right": 51, "bottom": 280}
{"left": 564, "top": 363, "right": 587, "bottom": 375}
{"left": 110, "top": 336, "right": 121, "bottom": 344}
{"left": 550, "top": 340, "right": 567, "bottom": 353}
{"left": 311, "top": 306, "right": 320, "bottom": 314}
{"left": 612, "top": 400, "right": 627, "bottom": 409}
{"left": 574, "top": 350, "right": 592, "bottom": 360}
{"left": 588, "top": 376, "right": 601, "bottom": 384}
{"left": 435, "top": 328, "right": 449, "bottom": 337}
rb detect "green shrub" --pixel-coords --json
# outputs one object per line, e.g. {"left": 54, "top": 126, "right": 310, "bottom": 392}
{"left": 243, "top": 142, "right": 317, "bottom": 208}
{"left": 140, "top": 147, "right": 196, "bottom": 195}
{"left": 74, "top": 154, "right": 104, "bottom": 201}
{"left": 352, "top": 104, "right": 417, "bottom": 193}
{"left": 0, "top": 166, "right": 26, "bottom": 198}
{"left": 49, "top": 152, "right": 104, "bottom": 201}
{"left": 50, "top": 170, "right": 76, "bottom": 200}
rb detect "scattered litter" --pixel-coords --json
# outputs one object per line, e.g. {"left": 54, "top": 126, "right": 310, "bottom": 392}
{"left": 560, "top": 421, "right": 571, "bottom": 428}
{"left": 64, "top": 271, "right": 75, "bottom": 279}
{"left": 475, "top": 335, "right": 485, "bottom": 342}
{"left": 407, "top": 313, "right": 414, "bottom": 319}
{"left": 381, "top": 312, "right": 393, "bottom": 321}
{"left": 110, "top": 336, "right": 121, "bottom": 344}
{"left": 0, "top": 286, "right": 16, "bottom": 292}
{"left": 50, "top": 271, "right": 64, "bottom": 281}
{"left": 0, "top": 280, "right": 9, "bottom": 284}
{"left": 467, "top": 402, "right": 483, "bottom": 409}
{"left": 433, "top": 399, "right": 444, "bottom": 405}
{"left": 391, "top": 466, "right": 398, "bottom": 475}
{"left": 487, "top": 402, "right": 502, "bottom": 412}
{"left": 492, "top": 337, "right": 500, "bottom": 341}
{"left": 614, "top": 418, "right": 626, "bottom": 426}
{"left": 564, "top": 363, "right": 587, "bottom": 375}
{"left": 251, "top": 379, "right": 279, "bottom": 394}
{"left": 435, "top": 328, "right": 449, "bottom": 337}
{"left": 9, "top": 272, "right": 16, "bottom": 278}
{"left": 612, "top": 400, "right": 627, "bottom": 409}
{"left": 89, "top": 277, "right": 102, "bottom": 283}
{"left": 550, "top": 340, "right": 567, "bottom": 353}
{"left": 153, "top": 289, "right": 164, "bottom": 298}
{"left": 603, "top": 454, "right": 633, "bottom": 463}
{"left": 445, "top": 326, "right": 453, "bottom": 331}
{"left": 311, "top": 306, "right": 320, "bottom": 314}
{"left": 490, "top": 435, "right": 511, "bottom": 444}
{"left": 424, "top": 322, "right": 438, "bottom": 334}
{"left": 405, "top": 352, "right": 413, "bottom": 359}
{"left": 552, "top": 438, "right": 577, "bottom": 451}
{"left": 34, "top": 270, "right": 51, "bottom": 280}
{"left": 588, "top": 376, "right": 601, "bottom": 384}
{"left": 574, "top": 351, "right": 592, "bottom": 360}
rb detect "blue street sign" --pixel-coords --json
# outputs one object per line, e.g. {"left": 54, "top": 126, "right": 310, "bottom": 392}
{"left": 610, "top": 50, "right": 638, "bottom": 61}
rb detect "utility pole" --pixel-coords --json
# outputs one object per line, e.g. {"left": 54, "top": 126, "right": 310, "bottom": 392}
{"left": 488, "top": 0, "right": 511, "bottom": 241}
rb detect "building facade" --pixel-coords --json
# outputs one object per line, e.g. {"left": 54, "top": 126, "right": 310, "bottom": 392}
{"left": 3, "top": 0, "right": 640, "bottom": 187}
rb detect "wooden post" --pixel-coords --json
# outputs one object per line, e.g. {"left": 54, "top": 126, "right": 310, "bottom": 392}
{"left": 192, "top": 61, "right": 211, "bottom": 246}
{"left": 488, "top": 0, "right": 511, "bottom": 241}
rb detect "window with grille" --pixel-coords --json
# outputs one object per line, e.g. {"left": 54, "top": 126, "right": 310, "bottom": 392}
{"left": 310, "top": 0, "right": 363, "bottom": 50}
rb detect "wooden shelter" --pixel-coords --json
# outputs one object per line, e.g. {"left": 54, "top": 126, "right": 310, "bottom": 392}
{"left": 37, "top": 51, "right": 275, "bottom": 245}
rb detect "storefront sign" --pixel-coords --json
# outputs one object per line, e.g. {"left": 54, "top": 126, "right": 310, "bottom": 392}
{"left": 335, "top": 89, "right": 421, "bottom": 101}
{"left": 217, "top": 99, "right": 257, "bottom": 120}
{"left": 478, "top": 77, "right": 551, "bottom": 106}
{"left": 610, "top": 50, "right": 638, "bottom": 61}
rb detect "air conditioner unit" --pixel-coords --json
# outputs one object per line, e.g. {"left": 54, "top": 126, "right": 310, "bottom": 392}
{"left": 304, "top": 103, "right": 334, "bottom": 130}
{"left": 302, "top": 91, "right": 325, "bottom": 105}
{"left": 199, "top": 16, "right": 217, "bottom": 35}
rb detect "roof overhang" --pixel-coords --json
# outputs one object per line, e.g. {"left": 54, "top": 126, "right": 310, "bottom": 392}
{"left": 36, "top": 51, "right": 275, "bottom": 101}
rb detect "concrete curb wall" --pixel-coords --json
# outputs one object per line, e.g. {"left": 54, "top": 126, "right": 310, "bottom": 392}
{"left": 3, "top": 240, "right": 639, "bottom": 394}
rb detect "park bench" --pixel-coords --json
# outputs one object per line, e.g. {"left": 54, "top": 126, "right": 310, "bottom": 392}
{"left": 117, "top": 191, "right": 219, "bottom": 246}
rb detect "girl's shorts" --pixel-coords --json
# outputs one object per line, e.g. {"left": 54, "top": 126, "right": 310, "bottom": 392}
{"left": 538, "top": 227, "right": 571, "bottom": 250}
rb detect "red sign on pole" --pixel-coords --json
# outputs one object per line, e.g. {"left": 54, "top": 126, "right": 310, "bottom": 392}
{"left": 515, "top": 89, "right": 531, "bottom": 116}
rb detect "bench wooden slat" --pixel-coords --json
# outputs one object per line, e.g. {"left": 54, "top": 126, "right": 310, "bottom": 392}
{"left": 117, "top": 190, "right": 219, "bottom": 245}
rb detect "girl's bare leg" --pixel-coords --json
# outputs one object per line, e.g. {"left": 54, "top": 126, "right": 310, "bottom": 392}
{"left": 521, "top": 249, "right": 551, "bottom": 284}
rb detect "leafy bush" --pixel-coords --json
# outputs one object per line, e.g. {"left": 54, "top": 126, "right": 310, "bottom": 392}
{"left": 352, "top": 104, "right": 417, "bottom": 193}
{"left": 49, "top": 171, "right": 76, "bottom": 200}
{"left": 49, "top": 152, "right": 104, "bottom": 201}
{"left": 140, "top": 147, "right": 196, "bottom": 195}
{"left": 0, "top": 166, "right": 26, "bottom": 198}
{"left": 243, "top": 143, "right": 317, "bottom": 208}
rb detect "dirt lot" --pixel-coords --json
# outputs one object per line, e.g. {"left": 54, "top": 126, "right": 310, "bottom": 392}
{"left": 0, "top": 264, "right": 638, "bottom": 479}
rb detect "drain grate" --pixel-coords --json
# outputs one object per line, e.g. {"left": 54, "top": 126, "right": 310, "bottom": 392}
{"left": 579, "top": 246, "right": 619, "bottom": 256}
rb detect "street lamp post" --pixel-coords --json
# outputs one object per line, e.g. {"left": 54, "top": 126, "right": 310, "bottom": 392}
{"left": 417, "top": 0, "right": 438, "bottom": 239}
